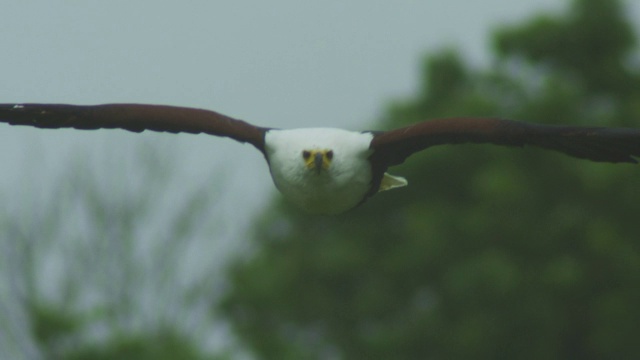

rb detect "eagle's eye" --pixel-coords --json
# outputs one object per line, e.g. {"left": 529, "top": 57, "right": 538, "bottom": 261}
{"left": 302, "top": 150, "right": 311, "bottom": 159}
{"left": 326, "top": 150, "right": 334, "bottom": 160}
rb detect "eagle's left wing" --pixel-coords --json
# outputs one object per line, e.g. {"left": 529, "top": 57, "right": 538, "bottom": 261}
{"left": 0, "top": 103, "right": 271, "bottom": 154}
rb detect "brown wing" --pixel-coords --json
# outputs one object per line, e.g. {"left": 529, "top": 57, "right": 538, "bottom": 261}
{"left": 0, "top": 103, "right": 270, "bottom": 153}
{"left": 369, "top": 117, "right": 640, "bottom": 169}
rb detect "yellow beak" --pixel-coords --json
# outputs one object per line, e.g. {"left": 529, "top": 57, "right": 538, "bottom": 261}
{"left": 304, "top": 149, "right": 333, "bottom": 172}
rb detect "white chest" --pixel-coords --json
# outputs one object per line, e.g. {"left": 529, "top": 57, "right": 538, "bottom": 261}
{"left": 264, "top": 128, "right": 374, "bottom": 214}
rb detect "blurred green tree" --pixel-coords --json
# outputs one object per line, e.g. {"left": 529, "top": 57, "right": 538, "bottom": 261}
{"left": 220, "top": 0, "right": 640, "bottom": 359}
{"left": 0, "top": 144, "right": 231, "bottom": 359}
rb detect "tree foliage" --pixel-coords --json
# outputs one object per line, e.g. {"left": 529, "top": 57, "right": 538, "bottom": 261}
{"left": 220, "top": 1, "right": 640, "bottom": 359}
{"left": 0, "top": 145, "right": 228, "bottom": 359}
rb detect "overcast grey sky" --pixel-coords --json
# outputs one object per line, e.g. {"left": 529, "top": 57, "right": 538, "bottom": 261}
{"left": 0, "top": 0, "right": 573, "bottom": 225}
{"left": 2, "top": 1, "right": 638, "bottom": 357}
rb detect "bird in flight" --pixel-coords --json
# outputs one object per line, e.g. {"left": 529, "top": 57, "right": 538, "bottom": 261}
{"left": 1, "top": 103, "right": 639, "bottom": 214}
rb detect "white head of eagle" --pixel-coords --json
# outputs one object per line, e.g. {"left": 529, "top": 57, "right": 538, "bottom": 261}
{"left": 265, "top": 128, "right": 384, "bottom": 214}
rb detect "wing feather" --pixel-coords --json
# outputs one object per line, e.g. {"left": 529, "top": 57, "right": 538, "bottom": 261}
{"left": 370, "top": 117, "right": 640, "bottom": 168}
{"left": 0, "top": 103, "right": 270, "bottom": 153}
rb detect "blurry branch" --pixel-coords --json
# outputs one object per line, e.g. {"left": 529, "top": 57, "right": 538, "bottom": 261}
{"left": 0, "top": 141, "right": 239, "bottom": 359}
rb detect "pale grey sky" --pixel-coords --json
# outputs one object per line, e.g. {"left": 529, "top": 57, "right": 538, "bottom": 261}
{"left": 2, "top": 1, "right": 637, "bottom": 358}
{"left": 0, "top": 0, "right": 570, "bottom": 227}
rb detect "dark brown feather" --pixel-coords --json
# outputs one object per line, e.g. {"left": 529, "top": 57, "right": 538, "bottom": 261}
{"left": 0, "top": 103, "right": 270, "bottom": 153}
{"left": 367, "top": 117, "right": 640, "bottom": 195}
{"left": 370, "top": 117, "right": 640, "bottom": 166}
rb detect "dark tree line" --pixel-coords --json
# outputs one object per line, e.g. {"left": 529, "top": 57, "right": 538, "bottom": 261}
{"left": 221, "top": 1, "right": 640, "bottom": 358}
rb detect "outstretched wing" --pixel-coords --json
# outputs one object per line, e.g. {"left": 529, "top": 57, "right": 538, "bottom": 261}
{"left": 370, "top": 117, "right": 640, "bottom": 168}
{"left": 0, "top": 103, "right": 271, "bottom": 153}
